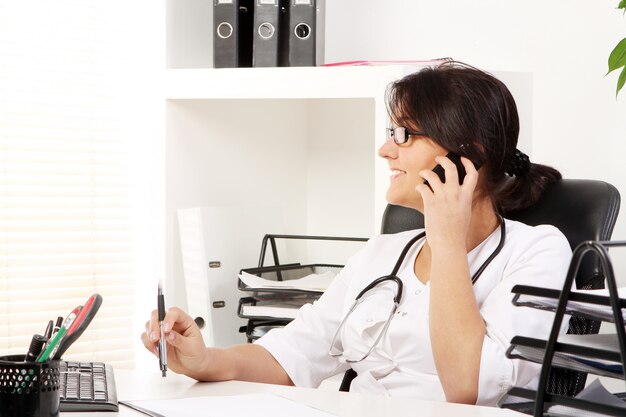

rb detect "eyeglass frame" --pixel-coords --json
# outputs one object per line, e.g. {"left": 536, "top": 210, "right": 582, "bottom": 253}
{"left": 385, "top": 127, "right": 427, "bottom": 145}
{"left": 328, "top": 275, "right": 403, "bottom": 363}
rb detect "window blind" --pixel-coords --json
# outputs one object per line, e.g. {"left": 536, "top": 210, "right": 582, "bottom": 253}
{"left": 0, "top": 0, "right": 146, "bottom": 367}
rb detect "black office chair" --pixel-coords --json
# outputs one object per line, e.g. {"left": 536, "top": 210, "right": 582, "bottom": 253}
{"left": 339, "top": 179, "right": 621, "bottom": 398}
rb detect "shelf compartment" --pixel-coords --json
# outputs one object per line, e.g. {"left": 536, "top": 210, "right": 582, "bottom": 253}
{"left": 513, "top": 284, "right": 626, "bottom": 323}
{"left": 237, "top": 294, "right": 319, "bottom": 321}
{"left": 238, "top": 263, "right": 343, "bottom": 295}
{"left": 239, "top": 318, "right": 292, "bottom": 341}
{"left": 507, "top": 335, "right": 624, "bottom": 379}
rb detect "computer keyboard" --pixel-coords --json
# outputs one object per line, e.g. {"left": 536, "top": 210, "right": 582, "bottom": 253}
{"left": 59, "top": 361, "right": 119, "bottom": 412}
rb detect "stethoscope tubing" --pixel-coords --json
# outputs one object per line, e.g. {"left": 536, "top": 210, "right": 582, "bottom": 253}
{"left": 329, "top": 215, "right": 506, "bottom": 362}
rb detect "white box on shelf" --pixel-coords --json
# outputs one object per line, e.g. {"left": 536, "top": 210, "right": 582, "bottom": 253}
{"left": 177, "top": 205, "right": 286, "bottom": 347}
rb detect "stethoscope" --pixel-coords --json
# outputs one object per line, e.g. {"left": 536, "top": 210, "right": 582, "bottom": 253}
{"left": 329, "top": 215, "right": 507, "bottom": 363}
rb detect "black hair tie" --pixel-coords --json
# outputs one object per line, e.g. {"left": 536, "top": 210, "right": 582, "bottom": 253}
{"left": 506, "top": 149, "right": 531, "bottom": 177}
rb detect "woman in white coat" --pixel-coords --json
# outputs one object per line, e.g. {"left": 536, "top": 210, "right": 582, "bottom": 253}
{"left": 141, "top": 62, "right": 571, "bottom": 406}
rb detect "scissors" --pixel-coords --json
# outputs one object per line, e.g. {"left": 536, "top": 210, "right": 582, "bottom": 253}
{"left": 52, "top": 293, "right": 103, "bottom": 360}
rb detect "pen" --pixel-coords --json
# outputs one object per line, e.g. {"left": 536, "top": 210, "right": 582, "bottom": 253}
{"left": 158, "top": 283, "right": 167, "bottom": 377}
{"left": 52, "top": 316, "right": 63, "bottom": 336}
{"left": 25, "top": 334, "right": 47, "bottom": 362}
{"left": 44, "top": 320, "right": 54, "bottom": 340}
{"left": 37, "top": 307, "right": 80, "bottom": 362}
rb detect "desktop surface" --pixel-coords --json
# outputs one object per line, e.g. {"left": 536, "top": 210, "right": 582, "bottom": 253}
{"left": 65, "top": 368, "right": 526, "bottom": 417}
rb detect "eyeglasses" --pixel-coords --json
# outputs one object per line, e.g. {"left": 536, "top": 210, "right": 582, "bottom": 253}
{"left": 385, "top": 127, "right": 427, "bottom": 145}
{"left": 329, "top": 275, "right": 403, "bottom": 363}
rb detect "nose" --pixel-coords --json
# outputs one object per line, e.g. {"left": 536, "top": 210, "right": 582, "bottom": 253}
{"left": 378, "top": 138, "right": 397, "bottom": 160}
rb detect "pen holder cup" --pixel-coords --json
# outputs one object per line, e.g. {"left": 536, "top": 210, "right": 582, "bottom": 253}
{"left": 0, "top": 354, "right": 61, "bottom": 417}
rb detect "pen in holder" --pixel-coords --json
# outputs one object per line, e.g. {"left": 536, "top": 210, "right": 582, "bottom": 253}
{"left": 0, "top": 354, "right": 61, "bottom": 417}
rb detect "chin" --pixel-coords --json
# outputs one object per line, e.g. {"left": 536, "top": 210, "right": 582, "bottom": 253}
{"left": 386, "top": 191, "right": 423, "bottom": 213}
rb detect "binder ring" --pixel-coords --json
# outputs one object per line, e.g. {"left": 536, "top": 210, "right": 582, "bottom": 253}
{"left": 258, "top": 22, "right": 275, "bottom": 40}
{"left": 216, "top": 22, "right": 234, "bottom": 39}
{"left": 294, "top": 23, "right": 311, "bottom": 40}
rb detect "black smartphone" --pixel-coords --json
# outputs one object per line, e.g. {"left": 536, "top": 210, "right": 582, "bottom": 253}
{"left": 424, "top": 152, "right": 467, "bottom": 188}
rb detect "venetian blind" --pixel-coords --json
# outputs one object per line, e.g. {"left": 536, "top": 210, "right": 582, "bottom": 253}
{"left": 0, "top": 1, "right": 144, "bottom": 367}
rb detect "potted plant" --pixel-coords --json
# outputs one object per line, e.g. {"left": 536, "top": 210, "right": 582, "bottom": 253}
{"left": 608, "top": 1, "right": 626, "bottom": 95}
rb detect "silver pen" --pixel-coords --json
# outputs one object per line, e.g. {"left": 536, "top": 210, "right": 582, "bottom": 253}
{"left": 157, "top": 284, "right": 168, "bottom": 377}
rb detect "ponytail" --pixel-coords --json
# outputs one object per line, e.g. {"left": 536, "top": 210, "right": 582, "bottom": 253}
{"left": 495, "top": 149, "right": 562, "bottom": 212}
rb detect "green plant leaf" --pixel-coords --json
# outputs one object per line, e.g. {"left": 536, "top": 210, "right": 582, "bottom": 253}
{"left": 608, "top": 38, "right": 626, "bottom": 74}
{"left": 617, "top": 65, "right": 626, "bottom": 97}
{"left": 619, "top": 0, "right": 626, "bottom": 10}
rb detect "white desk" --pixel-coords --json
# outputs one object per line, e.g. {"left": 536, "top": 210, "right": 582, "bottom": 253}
{"left": 64, "top": 369, "right": 525, "bottom": 417}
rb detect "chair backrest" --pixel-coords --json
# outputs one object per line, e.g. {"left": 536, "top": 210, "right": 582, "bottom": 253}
{"left": 340, "top": 179, "right": 621, "bottom": 396}
{"left": 382, "top": 179, "right": 621, "bottom": 291}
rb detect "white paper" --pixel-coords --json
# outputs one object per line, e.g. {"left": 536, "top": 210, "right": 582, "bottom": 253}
{"left": 242, "top": 304, "right": 300, "bottom": 319}
{"left": 559, "top": 333, "right": 624, "bottom": 369}
{"left": 511, "top": 333, "right": 625, "bottom": 377}
{"left": 548, "top": 379, "right": 626, "bottom": 417}
{"left": 239, "top": 270, "right": 337, "bottom": 291}
{"left": 517, "top": 287, "right": 626, "bottom": 322}
{"left": 128, "top": 393, "right": 336, "bottom": 417}
{"left": 558, "top": 333, "right": 621, "bottom": 353}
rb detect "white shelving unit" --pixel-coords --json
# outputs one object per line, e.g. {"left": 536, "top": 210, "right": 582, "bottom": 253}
{"left": 163, "top": 1, "right": 533, "bottom": 344}
{"left": 164, "top": 66, "right": 405, "bottom": 329}
{"left": 162, "top": 65, "right": 532, "bottom": 346}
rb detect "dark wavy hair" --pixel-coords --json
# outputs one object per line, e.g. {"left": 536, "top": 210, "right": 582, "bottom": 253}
{"left": 385, "top": 61, "right": 561, "bottom": 212}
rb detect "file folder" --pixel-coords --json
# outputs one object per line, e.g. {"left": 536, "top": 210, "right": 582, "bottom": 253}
{"left": 214, "top": 0, "right": 239, "bottom": 68}
{"left": 253, "top": 0, "right": 281, "bottom": 67}
{"left": 213, "top": 0, "right": 253, "bottom": 68}
{"left": 283, "top": 0, "right": 319, "bottom": 66}
{"left": 238, "top": 0, "right": 254, "bottom": 67}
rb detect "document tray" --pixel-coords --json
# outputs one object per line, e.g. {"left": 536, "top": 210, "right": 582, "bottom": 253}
{"left": 507, "top": 335, "right": 624, "bottom": 378}
{"left": 238, "top": 263, "right": 343, "bottom": 295}
{"left": 238, "top": 294, "right": 319, "bottom": 320}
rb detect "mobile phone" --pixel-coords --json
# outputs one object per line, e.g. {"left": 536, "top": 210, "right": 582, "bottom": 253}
{"left": 424, "top": 152, "right": 467, "bottom": 188}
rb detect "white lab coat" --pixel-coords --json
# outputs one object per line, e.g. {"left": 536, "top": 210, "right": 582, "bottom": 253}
{"left": 255, "top": 218, "right": 572, "bottom": 406}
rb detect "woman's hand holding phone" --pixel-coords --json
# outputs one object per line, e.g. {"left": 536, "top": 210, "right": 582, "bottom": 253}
{"left": 424, "top": 152, "right": 467, "bottom": 187}
{"left": 415, "top": 154, "right": 479, "bottom": 252}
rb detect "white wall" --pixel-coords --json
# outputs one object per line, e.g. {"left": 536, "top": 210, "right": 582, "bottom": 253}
{"left": 325, "top": 0, "right": 626, "bottom": 283}
{"left": 165, "top": 98, "right": 375, "bottom": 306}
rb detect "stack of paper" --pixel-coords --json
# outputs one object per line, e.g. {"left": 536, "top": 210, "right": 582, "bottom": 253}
{"left": 510, "top": 333, "right": 624, "bottom": 377}
{"left": 548, "top": 379, "right": 626, "bottom": 417}
{"left": 240, "top": 295, "right": 318, "bottom": 320}
{"left": 239, "top": 270, "right": 337, "bottom": 292}
{"left": 516, "top": 287, "right": 626, "bottom": 322}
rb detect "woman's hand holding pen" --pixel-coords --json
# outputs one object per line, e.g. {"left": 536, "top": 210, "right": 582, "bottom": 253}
{"left": 142, "top": 307, "right": 211, "bottom": 380}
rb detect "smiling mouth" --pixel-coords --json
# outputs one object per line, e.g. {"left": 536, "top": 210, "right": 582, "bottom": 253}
{"left": 391, "top": 169, "right": 406, "bottom": 179}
